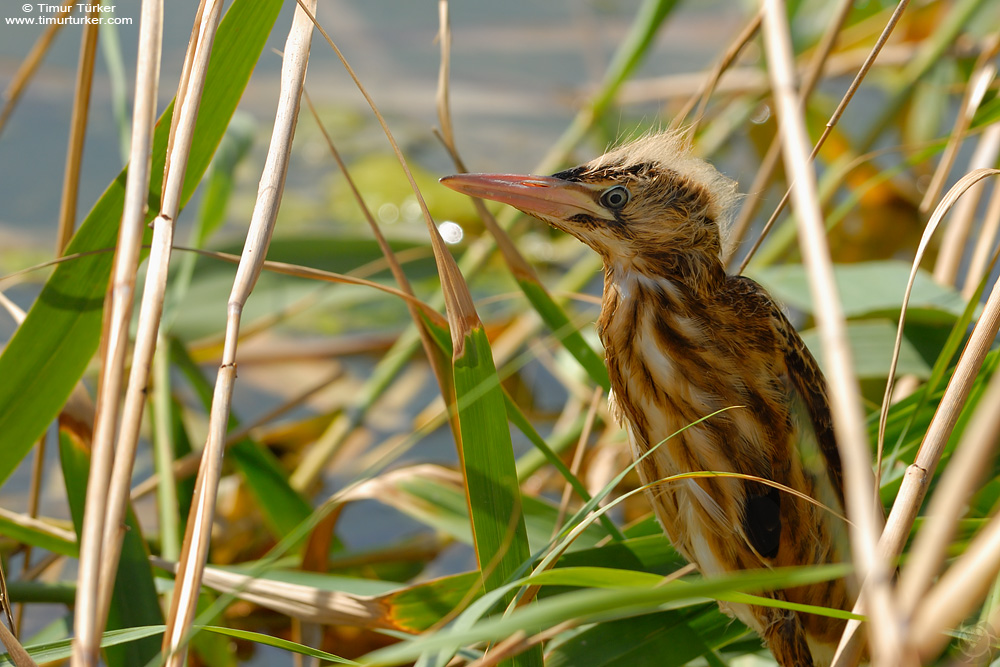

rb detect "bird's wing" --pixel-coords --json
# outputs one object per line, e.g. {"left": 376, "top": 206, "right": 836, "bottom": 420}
{"left": 770, "top": 306, "right": 845, "bottom": 509}
{"left": 726, "top": 275, "right": 845, "bottom": 509}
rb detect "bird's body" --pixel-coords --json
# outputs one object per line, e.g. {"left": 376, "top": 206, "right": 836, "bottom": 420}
{"left": 441, "top": 132, "right": 853, "bottom": 666}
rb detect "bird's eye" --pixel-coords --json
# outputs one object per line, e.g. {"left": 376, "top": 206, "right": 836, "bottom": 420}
{"left": 600, "top": 185, "right": 630, "bottom": 210}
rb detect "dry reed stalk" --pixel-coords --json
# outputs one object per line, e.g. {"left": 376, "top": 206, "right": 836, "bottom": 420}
{"left": 739, "top": 0, "right": 912, "bottom": 274}
{"left": 875, "top": 167, "right": 1000, "bottom": 479}
{"left": 154, "top": 556, "right": 392, "bottom": 627}
{"left": 897, "top": 365, "right": 1000, "bottom": 614}
{"left": 834, "top": 168, "right": 1000, "bottom": 665}
{"left": 921, "top": 40, "right": 999, "bottom": 218}
{"left": 877, "top": 169, "right": 1000, "bottom": 462}
{"left": 69, "top": 0, "right": 165, "bottom": 663}
{"left": 886, "top": 221, "right": 1000, "bottom": 505}
{"left": 0, "top": 507, "right": 76, "bottom": 544}
{"left": 55, "top": 9, "right": 99, "bottom": 256}
{"left": 909, "top": 510, "right": 1000, "bottom": 660}
{"left": 931, "top": 66, "right": 999, "bottom": 286}
{"left": 162, "top": 2, "right": 315, "bottom": 663}
{"left": 760, "top": 1, "right": 902, "bottom": 664}
{"left": 0, "top": 5, "right": 74, "bottom": 134}
{"left": 89, "top": 0, "right": 168, "bottom": 634}
{"left": 873, "top": 171, "right": 1000, "bottom": 660}
{"left": 963, "top": 160, "right": 1000, "bottom": 299}
{"left": 0, "top": 615, "right": 36, "bottom": 667}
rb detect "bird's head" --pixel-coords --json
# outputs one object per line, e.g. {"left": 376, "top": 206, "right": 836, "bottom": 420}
{"left": 440, "top": 132, "right": 738, "bottom": 282}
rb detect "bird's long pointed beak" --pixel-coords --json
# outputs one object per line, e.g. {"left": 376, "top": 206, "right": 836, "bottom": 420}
{"left": 439, "top": 173, "right": 607, "bottom": 222}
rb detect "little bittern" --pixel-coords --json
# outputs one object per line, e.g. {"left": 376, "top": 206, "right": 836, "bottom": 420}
{"left": 441, "top": 132, "right": 852, "bottom": 667}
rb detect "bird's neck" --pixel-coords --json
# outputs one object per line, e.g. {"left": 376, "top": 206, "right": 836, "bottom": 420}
{"left": 596, "top": 251, "right": 728, "bottom": 357}
{"left": 605, "top": 250, "right": 726, "bottom": 298}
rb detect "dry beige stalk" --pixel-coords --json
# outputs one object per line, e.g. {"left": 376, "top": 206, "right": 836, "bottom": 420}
{"left": 70, "top": 0, "right": 165, "bottom": 663}
{"left": 0, "top": 5, "right": 73, "bottom": 134}
{"left": 921, "top": 40, "right": 999, "bottom": 217}
{"left": 910, "top": 511, "right": 1000, "bottom": 660}
{"left": 0, "top": 615, "right": 37, "bottom": 667}
{"left": 897, "top": 369, "right": 1000, "bottom": 614}
{"left": 761, "top": 1, "right": 902, "bottom": 664}
{"left": 963, "top": 164, "right": 1000, "bottom": 299}
{"left": 161, "top": 2, "right": 315, "bottom": 664}
{"left": 154, "top": 557, "right": 394, "bottom": 628}
{"left": 931, "top": 64, "right": 999, "bottom": 286}
{"left": 55, "top": 7, "right": 99, "bottom": 256}
{"left": 871, "top": 171, "right": 1000, "bottom": 660}
{"left": 91, "top": 0, "right": 169, "bottom": 629}
{"left": 877, "top": 169, "right": 1000, "bottom": 462}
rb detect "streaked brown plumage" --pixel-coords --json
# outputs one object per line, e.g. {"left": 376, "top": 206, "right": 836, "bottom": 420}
{"left": 441, "top": 132, "right": 853, "bottom": 666}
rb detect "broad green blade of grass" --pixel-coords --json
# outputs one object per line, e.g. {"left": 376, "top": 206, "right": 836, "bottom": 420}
{"left": 799, "top": 320, "right": 932, "bottom": 380}
{"left": 382, "top": 572, "right": 482, "bottom": 632}
{"left": 524, "top": 566, "right": 661, "bottom": 589}
{"left": 197, "top": 626, "right": 356, "bottom": 664}
{"left": 451, "top": 326, "right": 538, "bottom": 667}
{"left": 0, "top": 627, "right": 165, "bottom": 667}
{"left": 59, "top": 428, "right": 162, "bottom": 667}
{"left": 170, "top": 337, "right": 312, "bottom": 539}
{"left": 554, "top": 534, "right": 681, "bottom": 575}
{"left": 0, "top": 623, "right": 357, "bottom": 667}
{"left": 361, "top": 564, "right": 849, "bottom": 666}
{"left": 754, "top": 261, "right": 968, "bottom": 321}
{"left": 526, "top": 567, "right": 861, "bottom": 622}
{"left": 546, "top": 605, "right": 740, "bottom": 667}
{"left": 0, "top": 0, "right": 285, "bottom": 484}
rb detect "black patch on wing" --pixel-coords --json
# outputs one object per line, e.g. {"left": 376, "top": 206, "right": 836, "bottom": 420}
{"left": 745, "top": 487, "right": 781, "bottom": 559}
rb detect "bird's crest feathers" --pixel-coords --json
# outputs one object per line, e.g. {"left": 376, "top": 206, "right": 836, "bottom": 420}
{"left": 590, "top": 130, "right": 740, "bottom": 238}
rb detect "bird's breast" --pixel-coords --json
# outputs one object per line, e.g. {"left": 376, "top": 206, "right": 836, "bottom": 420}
{"left": 600, "top": 278, "right": 778, "bottom": 478}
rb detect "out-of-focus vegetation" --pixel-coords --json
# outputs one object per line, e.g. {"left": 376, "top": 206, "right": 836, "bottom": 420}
{"left": 0, "top": 0, "right": 999, "bottom": 665}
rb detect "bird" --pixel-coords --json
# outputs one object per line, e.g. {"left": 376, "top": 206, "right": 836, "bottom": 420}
{"left": 440, "top": 131, "right": 853, "bottom": 667}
